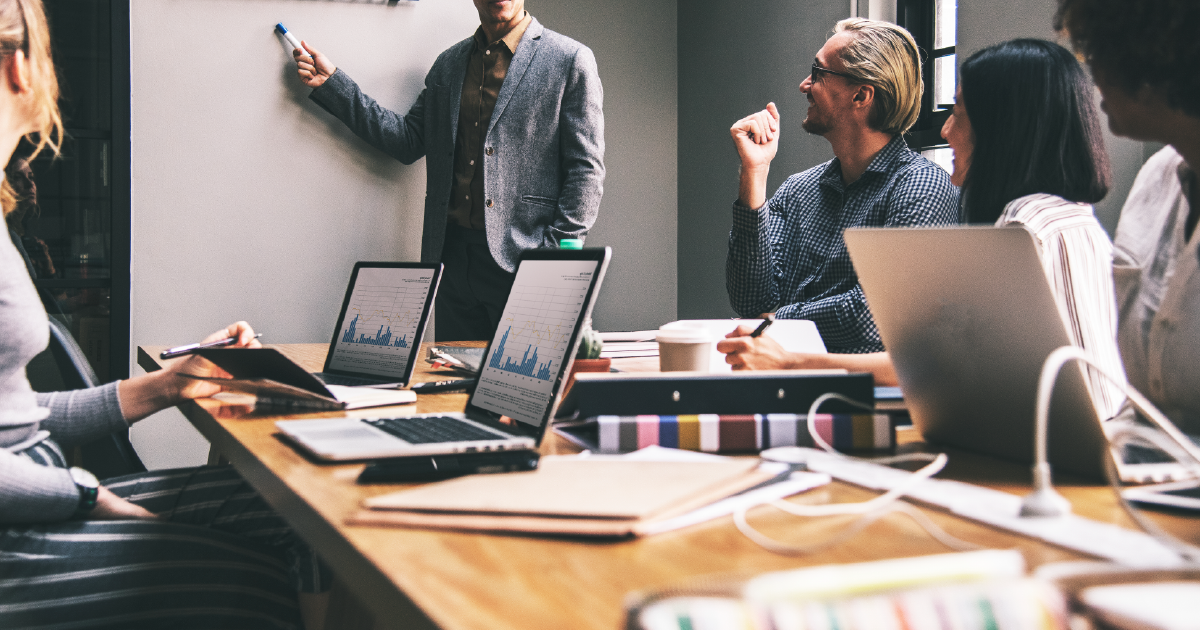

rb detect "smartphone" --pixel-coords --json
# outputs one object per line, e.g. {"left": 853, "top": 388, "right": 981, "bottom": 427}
{"left": 357, "top": 450, "right": 540, "bottom": 484}
{"left": 1123, "top": 479, "right": 1200, "bottom": 511}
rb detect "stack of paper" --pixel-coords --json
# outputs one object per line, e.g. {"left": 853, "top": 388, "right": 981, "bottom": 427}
{"left": 350, "top": 456, "right": 787, "bottom": 537}
{"left": 600, "top": 341, "right": 660, "bottom": 359}
{"left": 600, "top": 321, "right": 828, "bottom": 371}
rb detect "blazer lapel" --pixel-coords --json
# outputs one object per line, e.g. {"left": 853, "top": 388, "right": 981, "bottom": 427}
{"left": 488, "top": 18, "right": 542, "bottom": 137}
{"left": 445, "top": 40, "right": 473, "bottom": 148}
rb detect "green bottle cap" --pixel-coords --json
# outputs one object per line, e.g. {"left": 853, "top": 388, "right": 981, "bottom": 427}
{"left": 559, "top": 238, "right": 583, "bottom": 250}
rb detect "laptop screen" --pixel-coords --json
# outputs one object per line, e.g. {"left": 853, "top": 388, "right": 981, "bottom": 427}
{"left": 469, "top": 253, "right": 607, "bottom": 428}
{"left": 324, "top": 263, "right": 441, "bottom": 381}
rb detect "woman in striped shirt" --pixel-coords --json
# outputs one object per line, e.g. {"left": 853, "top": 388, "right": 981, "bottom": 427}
{"left": 719, "top": 38, "right": 1126, "bottom": 422}
{"left": 0, "top": 1, "right": 329, "bottom": 627}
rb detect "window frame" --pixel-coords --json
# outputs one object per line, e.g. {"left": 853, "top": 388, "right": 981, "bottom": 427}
{"left": 898, "top": 0, "right": 955, "bottom": 151}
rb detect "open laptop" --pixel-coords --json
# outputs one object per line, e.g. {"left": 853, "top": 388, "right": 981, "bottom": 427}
{"left": 312, "top": 262, "right": 443, "bottom": 388}
{"left": 844, "top": 226, "right": 1114, "bottom": 480}
{"left": 276, "top": 247, "right": 612, "bottom": 461}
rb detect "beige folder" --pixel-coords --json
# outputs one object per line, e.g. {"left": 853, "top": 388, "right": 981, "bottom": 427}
{"left": 350, "top": 456, "right": 776, "bottom": 538}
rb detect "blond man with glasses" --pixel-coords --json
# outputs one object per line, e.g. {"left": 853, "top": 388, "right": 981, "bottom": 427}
{"left": 724, "top": 18, "right": 959, "bottom": 355}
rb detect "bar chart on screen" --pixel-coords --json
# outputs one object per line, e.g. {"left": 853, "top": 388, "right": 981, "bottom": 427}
{"left": 326, "top": 267, "right": 436, "bottom": 377}
{"left": 472, "top": 260, "right": 599, "bottom": 425}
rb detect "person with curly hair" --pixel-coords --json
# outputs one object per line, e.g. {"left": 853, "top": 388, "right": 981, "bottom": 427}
{"left": 1056, "top": 0, "right": 1200, "bottom": 432}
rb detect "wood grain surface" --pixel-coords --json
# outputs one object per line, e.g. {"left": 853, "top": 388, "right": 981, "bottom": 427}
{"left": 137, "top": 343, "right": 1200, "bottom": 630}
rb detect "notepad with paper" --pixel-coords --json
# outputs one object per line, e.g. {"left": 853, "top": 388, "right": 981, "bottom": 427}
{"left": 350, "top": 456, "right": 781, "bottom": 537}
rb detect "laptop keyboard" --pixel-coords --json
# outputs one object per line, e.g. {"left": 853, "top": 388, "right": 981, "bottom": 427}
{"left": 364, "top": 417, "right": 507, "bottom": 444}
{"left": 315, "top": 372, "right": 396, "bottom": 387}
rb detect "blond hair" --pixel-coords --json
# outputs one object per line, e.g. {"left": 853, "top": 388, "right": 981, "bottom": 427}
{"left": 0, "top": 0, "right": 60, "bottom": 215}
{"left": 833, "top": 18, "right": 923, "bottom": 135}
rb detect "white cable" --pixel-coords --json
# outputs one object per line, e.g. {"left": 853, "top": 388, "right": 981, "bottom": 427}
{"left": 731, "top": 392, "right": 981, "bottom": 555}
{"left": 1035, "top": 346, "right": 1200, "bottom": 561}
{"left": 1104, "top": 426, "right": 1200, "bottom": 563}
{"left": 805, "top": 392, "right": 874, "bottom": 452}
{"left": 1037, "top": 346, "right": 1200, "bottom": 474}
{"left": 733, "top": 501, "right": 983, "bottom": 556}
{"left": 765, "top": 452, "right": 948, "bottom": 517}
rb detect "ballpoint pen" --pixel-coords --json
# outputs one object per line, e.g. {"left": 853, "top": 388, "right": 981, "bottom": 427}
{"left": 160, "top": 334, "right": 263, "bottom": 359}
{"left": 749, "top": 314, "right": 775, "bottom": 338}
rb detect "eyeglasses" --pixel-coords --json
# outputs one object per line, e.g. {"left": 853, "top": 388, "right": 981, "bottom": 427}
{"left": 810, "top": 62, "right": 860, "bottom": 82}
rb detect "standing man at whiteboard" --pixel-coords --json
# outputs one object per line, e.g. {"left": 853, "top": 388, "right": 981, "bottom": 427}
{"left": 291, "top": 0, "right": 604, "bottom": 341}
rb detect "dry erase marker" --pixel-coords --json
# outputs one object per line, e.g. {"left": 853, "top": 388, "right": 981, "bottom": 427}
{"left": 160, "top": 334, "right": 262, "bottom": 359}
{"left": 275, "top": 23, "right": 311, "bottom": 58}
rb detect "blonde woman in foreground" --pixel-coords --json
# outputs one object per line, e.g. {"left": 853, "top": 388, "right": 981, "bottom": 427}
{"left": 0, "top": 1, "right": 330, "bottom": 627}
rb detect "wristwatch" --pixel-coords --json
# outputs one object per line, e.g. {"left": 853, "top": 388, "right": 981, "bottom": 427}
{"left": 68, "top": 467, "right": 99, "bottom": 518}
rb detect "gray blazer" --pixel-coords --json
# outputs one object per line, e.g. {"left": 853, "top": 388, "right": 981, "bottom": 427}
{"left": 311, "top": 18, "right": 605, "bottom": 272}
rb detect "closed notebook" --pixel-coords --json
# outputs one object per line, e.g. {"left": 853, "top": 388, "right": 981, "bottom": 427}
{"left": 351, "top": 456, "right": 775, "bottom": 537}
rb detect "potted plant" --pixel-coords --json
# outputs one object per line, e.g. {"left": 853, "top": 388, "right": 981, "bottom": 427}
{"left": 566, "top": 319, "right": 609, "bottom": 392}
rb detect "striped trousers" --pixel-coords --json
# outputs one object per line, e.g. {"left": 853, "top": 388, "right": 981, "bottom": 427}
{"left": 1, "top": 446, "right": 331, "bottom": 629}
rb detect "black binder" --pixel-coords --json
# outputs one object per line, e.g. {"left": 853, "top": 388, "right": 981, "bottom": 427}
{"left": 555, "top": 371, "right": 874, "bottom": 418}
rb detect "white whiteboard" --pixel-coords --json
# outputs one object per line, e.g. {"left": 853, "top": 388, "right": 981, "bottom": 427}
{"left": 128, "top": 0, "right": 480, "bottom": 467}
{"left": 126, "top": 0, "right": 680, "bottom": 469}
{"left": 130, "top": 0, "right": 479, "bottom": 352}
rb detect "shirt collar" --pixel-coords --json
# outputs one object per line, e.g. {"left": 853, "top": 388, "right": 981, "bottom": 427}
{"left": 819, "top": 134, "right": 911, "bottom": 188}
{"left": 473, "top": 12, "right": 532, "bottom": 54}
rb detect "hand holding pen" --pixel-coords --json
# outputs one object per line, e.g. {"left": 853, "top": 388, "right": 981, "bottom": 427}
{"left": 715, "top": 314, "right": 793, "bottom": 370}
{"left": 161, "top": 322, "right": 263, "bottom": 359}
{"left": 115, "top": 322, "right": 263, "bottom": 420}
{"left": 161, "top": 334, "right": 263, "bottom": 359}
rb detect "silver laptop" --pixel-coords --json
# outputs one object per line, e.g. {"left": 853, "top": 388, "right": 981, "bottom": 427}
{"left": 844, "top": 226, "right": 1112, "bottom": 479}
{"left": 277, "top": 247, "right": 612, "bottom": 461}
{"left": 312, "top": 262, "right": 443, "bottom": 388}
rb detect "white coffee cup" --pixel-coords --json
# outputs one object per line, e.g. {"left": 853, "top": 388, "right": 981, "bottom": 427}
{"left": 657, "top": 323, "right": 714, "bottom": 372}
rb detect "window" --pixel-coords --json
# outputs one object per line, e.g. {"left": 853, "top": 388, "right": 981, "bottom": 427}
{"left": 897, "top": 0, "right": 956, "bottom": 172}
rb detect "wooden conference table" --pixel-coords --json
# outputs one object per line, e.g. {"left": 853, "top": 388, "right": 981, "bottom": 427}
{"left": 137, "top": 343, "right": 1200, "bottom": 630}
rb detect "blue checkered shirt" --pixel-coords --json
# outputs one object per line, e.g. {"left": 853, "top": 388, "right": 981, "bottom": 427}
{"left": 726, "top": 135, "right": 960, "bottom": 353}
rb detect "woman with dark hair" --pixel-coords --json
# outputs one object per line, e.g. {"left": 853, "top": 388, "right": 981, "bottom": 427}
{"left": 719, "top": 39, "right": 1126, "bottom": 421}
{"left": 946, "top": 38, "right": 1124, "bottom": 419}
{"left": 1056, "top": 0, "right": 1200, "bottom": 433}
{"left": 952, "top": 39, "right": 1110, "bottom": 225}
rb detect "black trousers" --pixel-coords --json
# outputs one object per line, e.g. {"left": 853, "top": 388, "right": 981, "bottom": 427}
{"left": 435, "top": 224, "right": 517, "bottom": 342}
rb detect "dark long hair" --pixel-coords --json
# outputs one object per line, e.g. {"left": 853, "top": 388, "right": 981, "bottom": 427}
{"left": 959, "top": 39, "right": 1110, "bottom": 224}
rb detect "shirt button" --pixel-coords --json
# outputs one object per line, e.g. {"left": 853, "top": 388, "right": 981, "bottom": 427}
{"left": 486, "top": 50, "right": 491, "bottom": 55}
{"left": 465, "top": 195, "right": 469, "bottom": 200}
{"left": 475, "top": 122, "right": 478, "bottom": 126}
{"left": 486, "top": 199, "right": 494, "bottom": 208}
{"left": 486, "top": 147, "right": 494, "bottom": 156}
{"left": 469, "top": 160, "right": 474, "bottom": 166}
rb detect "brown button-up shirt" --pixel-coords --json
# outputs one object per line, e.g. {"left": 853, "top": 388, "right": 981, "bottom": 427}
{"left": 447, "top": 13, "right": 533, "bottom": 230}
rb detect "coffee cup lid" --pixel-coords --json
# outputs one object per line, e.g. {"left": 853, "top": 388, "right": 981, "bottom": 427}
{"left": 656, "top": 324, "right": 713, "bottom": 344}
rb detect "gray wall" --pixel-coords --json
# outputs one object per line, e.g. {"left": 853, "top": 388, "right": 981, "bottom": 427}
{"left": 956, "top": 0, "right": 1145, "bottom": 234}
{"left": 678, "top": 0, "right": 849, "bottom": 319}
{"left": 127, "top": 0, "right": 678, "bottom": 468}
{"left": 532, "top": 0, "right": 679, "bottom": 332}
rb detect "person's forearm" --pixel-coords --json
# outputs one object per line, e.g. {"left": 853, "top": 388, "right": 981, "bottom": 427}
{"left": 0, "top": 451, "right": 79, "bottom": 524}
{"left": 117, "top": 370, "right": 185, "bottom": 423}
{"left": 309, "top": 69, "right": 426, "bottom": 165}
{"left": 799, "top": 352, "right": 898, "bottom": 386}
{"left": 737, "top": 165, "right": 770, "bottom": 209}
